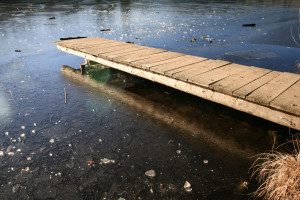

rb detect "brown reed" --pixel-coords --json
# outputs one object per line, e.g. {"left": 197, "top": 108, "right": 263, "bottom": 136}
{"left": 251, "top": 137, "right": 300, "bottom": 200}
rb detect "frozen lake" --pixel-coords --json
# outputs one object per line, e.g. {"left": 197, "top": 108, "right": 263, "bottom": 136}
{"left": 0, "top": 0, "right": 299, "bottom": 199}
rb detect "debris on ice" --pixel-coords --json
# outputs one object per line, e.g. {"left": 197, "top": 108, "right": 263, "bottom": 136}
{"left": 145, "top": 170, "right": 156, "bottom": 178}
{"left": 184, "top": 181, "right": 192, "bottom": 192}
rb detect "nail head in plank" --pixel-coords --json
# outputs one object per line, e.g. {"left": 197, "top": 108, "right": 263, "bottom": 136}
{"left": 246, "top": 72, "right": 300, "bottom": 106}
{"left": 233, "top": 71, "right": 281, "bottom": 98}
{"left": 270, "top": 80, "right": 300, "bottom": 115}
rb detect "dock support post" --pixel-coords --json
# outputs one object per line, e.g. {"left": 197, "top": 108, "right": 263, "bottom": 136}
{"left": 80, "top": 59, "right": 89, "bottom": 75}
{"left": 85, "top": 59, "right": 90, "bottom": 66}
{"left": 80, "top": 64, "right": 85, "bottom": 75}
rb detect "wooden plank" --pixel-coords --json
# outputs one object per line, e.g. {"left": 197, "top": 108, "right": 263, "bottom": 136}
{"left": 56, "top": 38, "right": 111, "bottom": 48}
{"left": 101, "top": 46, "right": 149, "bottom": 60}
{"left": 81, "top": 43, "right": 131, "bottom": 55}
{"left": 53, "top": 37, "right": 104, "bottom": 45}
{"left": 60, "top": 37, "right": 106, "bottom": 42}
{"left": 188, "top": 63, "right": 250, "bottom": 87}
{"left": 210, "top": 67, "right": 271, "bottom": 95}
{"left": 150, "top": 55, "right": 207, "bottom": 74}
{"left": 130, "top": 52, "right": 185, "bottom": 69}
{"left": 95, "top": 43, "right": 143, "bottom": 55}
{"left": 246, "top": 72, "right": 300, "bottom": 106}
{"left": 76, "top": 41, "right": 126, "bottom": 52}
{"left": 270, "top": 80, "right": 300, "bottom": 115}
{"left": 111, "top": 48, "right": 167, "bottom": 64}
{"left": 233, "top": 71, "right": 281, "bottom": 98}
{"left": 74, "top": 39, "right": 115, "bottom": 48}
{"left": 171, "top": 59, "right": 230, "bottom": 81}
{"left": 136, "top": 55, "right": 196, "bottom": 70}
{"left": 61, "top": 40, "right": 115, "bottom": 51}
{"left": 69, "top": 39, "right": 121, "bottom": 50}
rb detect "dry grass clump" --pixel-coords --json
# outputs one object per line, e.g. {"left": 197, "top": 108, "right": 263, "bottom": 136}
{"left": 251, "top": 138, "right": 300, "bottom": 200}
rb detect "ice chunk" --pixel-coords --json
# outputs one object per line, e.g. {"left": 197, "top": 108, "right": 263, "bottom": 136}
{"left": 145, "top": 170, "right": 156, "bottom": 178}
{"left": 101, "top": 158, "right": 115, "bottom": 164}
{"left": 219, "top": 48, "right": 279, "bottom": 60}
{"left": 184, "top": 181, "right": 192, "bottom": 192}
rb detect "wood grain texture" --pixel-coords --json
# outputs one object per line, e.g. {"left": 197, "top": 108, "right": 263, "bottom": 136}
{"left": 270, "top": 80, "right": 300, "bottom": 115}
{"left": 233, "top": 71, "right": 281, "bottom": 98}
{"left": 150, "top": 55, "right": 207, "bottom": 74}
{"left": 188, "top": 63, "right": 249, "bottom": 87}
{"left": 111, "top": 48, "right": 166, "bottom": 64}
{"left": 55, "top": 38, "right": 111, "bottom": 49}
{"left": 172, "top": 59, "right": 230, "bottom": 81}
{"left": 246, "top": 72, "right": 300, "bottom": 106}
{"left": 101, "top": 46, "right": 148, "bottom": 60}
{"left": 82, "top": 43, "right": 134, "bottom": 55}
{"left": 210, "top": 67, "right": 271, "bottom": 95}
{"left": 130, "top": 52, "right": 185, "bottom": 69}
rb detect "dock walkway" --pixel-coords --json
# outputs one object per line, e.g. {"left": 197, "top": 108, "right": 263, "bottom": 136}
{"left": 54, "top": 37, "right": 300, "bottom": 130}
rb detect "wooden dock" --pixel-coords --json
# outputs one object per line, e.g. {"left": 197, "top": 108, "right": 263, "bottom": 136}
{"left": 53, "top": 37, "right": 300, "bottom": 131}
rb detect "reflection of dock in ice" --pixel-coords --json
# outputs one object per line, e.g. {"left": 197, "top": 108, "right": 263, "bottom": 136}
{"left": 54, "top": 37, "right": 300, "bottom": 130}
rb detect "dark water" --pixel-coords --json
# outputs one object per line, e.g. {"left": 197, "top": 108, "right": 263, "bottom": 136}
{"left": 0, "top": 0, "right": 299, "bottom": 199}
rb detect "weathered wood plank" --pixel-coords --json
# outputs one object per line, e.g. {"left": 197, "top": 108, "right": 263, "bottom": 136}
{"left": 150, "top": 55, "right": 207, "bottom": 74}
{"left": 246, "top": 72, "right": 300, "bottom": 106}
{"left": 75, "top": 41, "right": 126, "bottom": 52}
{"left": 137, "top": 55, "right": 196, "bottom": 70}
{"left": 111, "top": 48, "right": 167, "bottom": 64}
{"left": 55, "top": 38, "right": 111, "bottom": 48}
{"left": 99, "top": 43, "right": 149, "bottom": 55}
{"left": 130, "top": 52, "right": 185, "bottom": 69}
{"left": 62, "top": 41, "right": 116, "bottom": 52}
{"left": 101, "top": 46, "right": 149, "bottom": 60}
{"left": 75, "top": 39, "right": 113, "bottom": 46}
{"left": 171, "top": 59, "right": 230, "bottom": 81}
{"left": 188, "top": 63, "right": 250, "bottom": 87}
{"left": 81, "top": 43, "right": 133, "bottom": 55}
{"left": 53, "top": 37, "right": 104, "bottom": 44}
{"left": 233, "top": 71, "right": 281, "bottom": 98}
{"left": 210, "top": 67, "right": 271, "bottom": 95}
{"left": 270, "top": 80, "right": 300, "bottom": 115}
